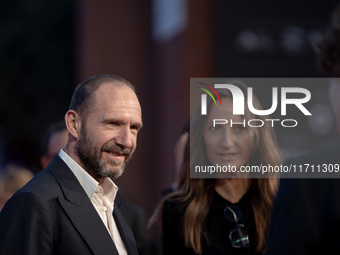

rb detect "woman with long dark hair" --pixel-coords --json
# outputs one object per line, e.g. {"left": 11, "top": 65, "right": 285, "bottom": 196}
{"left": 150, "top": 81, "right": 281, "bottom": 255}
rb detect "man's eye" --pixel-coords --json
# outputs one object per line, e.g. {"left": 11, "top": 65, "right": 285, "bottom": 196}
{"left": 131, "top": 125, "right": 140, "bottom": 132}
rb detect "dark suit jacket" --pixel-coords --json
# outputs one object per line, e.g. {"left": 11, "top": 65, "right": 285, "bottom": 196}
{"left": 0, "top": 156, "right": 139, "bottom": 255}
{"left": 266, "top": 140, "right": 340, "bottom": 255}
{"left": 118, "top": 197, "right": 152, "bottom": 255}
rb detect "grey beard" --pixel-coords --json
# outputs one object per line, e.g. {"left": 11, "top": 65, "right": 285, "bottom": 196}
{"left": 76, "top": 125, "right": 132, "bottom": 180}
{"left": 97, "top": 158, "right": 126, "bottom": 179}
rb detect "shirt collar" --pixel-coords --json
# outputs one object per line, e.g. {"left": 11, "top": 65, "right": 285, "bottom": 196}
{"left": 58, "top": 149, "right": 119, "bottom": 201}
{"left": 97, "top": 177, "right": 119, "bottom": 206}
{"left": 58, "top": 149, "right": 98, "bottom": 199}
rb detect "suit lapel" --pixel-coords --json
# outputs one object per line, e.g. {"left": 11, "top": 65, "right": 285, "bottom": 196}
{"left": 58, "top": 197, "right": 119, "bottom": 255}
{"left": 48, "top": 156, "right": 119, "bottom": 255}
{"left": 114, "top": 203, "right": 139, "bottom": 255}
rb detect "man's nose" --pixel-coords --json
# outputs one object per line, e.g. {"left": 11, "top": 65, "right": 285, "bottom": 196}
{"left": 115, "top": 127, "right": 133, "bottom": 148}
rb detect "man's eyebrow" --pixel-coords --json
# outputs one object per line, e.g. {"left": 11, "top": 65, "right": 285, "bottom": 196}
{"left": 103, "top": 118, "right": 143, "bottom": 129}
{"left": 134, "top": 122, "right": 143, "bottom": 129}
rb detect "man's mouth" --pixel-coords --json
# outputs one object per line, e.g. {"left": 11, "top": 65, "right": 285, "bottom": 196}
{"left": 109, "top": 151, "right": 123, "bottom": 157}
{"left": 106, "top": 150, "right": 131, "bottom": 160}
{"left": 101, "top": 144, "right": 131, "bottom": 162}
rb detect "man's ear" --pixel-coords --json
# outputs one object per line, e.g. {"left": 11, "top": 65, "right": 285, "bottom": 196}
{"left": 65, "top": 110, "right": 82, "bottom": 139}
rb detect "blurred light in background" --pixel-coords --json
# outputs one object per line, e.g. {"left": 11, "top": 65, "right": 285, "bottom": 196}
{"left": 152, "top": 0, "right": 187, "bottom": 43}
{"left": 235, "top": 30, "right": 275, "bottom": 54}
{"left": 280, "top": 26, "right": 307, "bottom": 55}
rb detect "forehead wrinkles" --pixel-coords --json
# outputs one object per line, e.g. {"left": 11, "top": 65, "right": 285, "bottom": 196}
{"left": 94, "top": 83, "right": 141, "bottom": 110}
{"left": 88, "top": 84, "right": 142, "bottom": 124}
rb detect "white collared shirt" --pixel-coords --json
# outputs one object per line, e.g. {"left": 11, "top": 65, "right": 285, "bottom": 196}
{"left": 59, "top": 149, "right": 127, "bottom": 255}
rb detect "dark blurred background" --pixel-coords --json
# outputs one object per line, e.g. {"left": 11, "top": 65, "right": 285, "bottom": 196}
{"left": 0, "top": 0, "right": 338, "bottom": 247}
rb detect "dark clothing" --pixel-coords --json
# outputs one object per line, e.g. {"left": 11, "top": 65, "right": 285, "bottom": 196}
{"left": 119, "top": 197, "right": 152, "bottom": 255}
{"left": 0, "top": 155, "right": 139, "bottom": 255}
{"left": 162, "top": 190, "right": 260, "bottom": 255}
{"left": 266, "top": 140, "right": 340, "bottom": 255}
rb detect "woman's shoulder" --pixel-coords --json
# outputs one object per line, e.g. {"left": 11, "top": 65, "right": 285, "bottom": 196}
{"left": 163, "top": 198, "right": 189, "bottom": 217}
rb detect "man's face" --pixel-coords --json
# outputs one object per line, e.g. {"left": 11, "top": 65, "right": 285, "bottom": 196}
{"left": 76, "top": 82, "right": 142, "bottom": 180}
